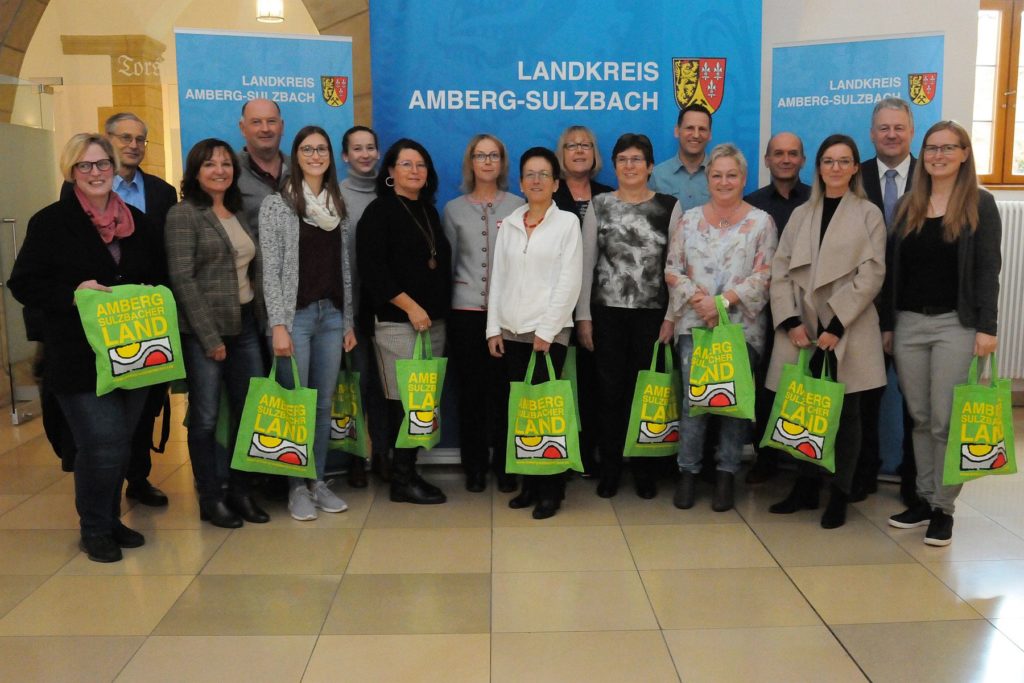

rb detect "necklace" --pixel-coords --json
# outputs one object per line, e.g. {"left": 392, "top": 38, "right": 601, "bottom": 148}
{"left": 397, "top": 197, "right": 438, "bottom": 269}
{"left": 523, "top": 212, "right": 543, "bottom": 229}
{"left": 709, "top": 203, "right": 743, "bottom": 228}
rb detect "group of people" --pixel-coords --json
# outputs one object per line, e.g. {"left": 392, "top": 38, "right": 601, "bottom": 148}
{"left": 9, "top": 95, "right": 1000, "bottom": 562}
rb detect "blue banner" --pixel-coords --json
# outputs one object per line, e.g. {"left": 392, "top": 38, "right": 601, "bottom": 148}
{"left": 175, "top": 29, "right": 353, "bottom": 164}
{"left": 370, "top": 0, "right": 762, "bottom": 207}
{"left": 772, "top": 35, "right": 944, "bottom": 181}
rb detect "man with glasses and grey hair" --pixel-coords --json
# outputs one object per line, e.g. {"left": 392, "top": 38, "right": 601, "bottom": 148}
{"left": 857, "top": 97, "right": 918, "bottom": 507}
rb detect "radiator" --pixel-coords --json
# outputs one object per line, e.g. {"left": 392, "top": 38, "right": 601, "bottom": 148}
{"left": 996, "top": 201, "right": 1024, "bottom": 379}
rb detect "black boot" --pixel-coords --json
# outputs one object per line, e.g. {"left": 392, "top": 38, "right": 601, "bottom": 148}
{"left": 226, "top": 491, "right": 270, "bottom": 523}
{"left": 200, "top": 498, "right": 243, "bottom": 528}
{"left": 820, "top": 485, "right": 848, "bottom": 529}
{"left": 673, "top": 471, "right": 696, "bottom": 509}
{"left": 347, "top": 454, "right": 368, "bottom": 488}
{"left": 371, "top": 450, "right": 391, "bottom": 483}
{"left": 769, "top": 476, "right": 820, "bottom": 514}
{"left": 712, "top": 471, "right": 735, "bottom": 512}
{"left": 390, "top": 449, "right": 446, "bottom": 504}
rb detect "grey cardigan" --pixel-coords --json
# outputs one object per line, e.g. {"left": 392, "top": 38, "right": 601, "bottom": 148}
{"left": 259, "top": 192, "right": 354, "bottom": 334}
{"left": 165, "top": 200, "right": 266, "bottom": 353}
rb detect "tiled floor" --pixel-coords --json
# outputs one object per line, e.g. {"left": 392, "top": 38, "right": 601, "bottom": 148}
{"left": 2, "top": 399, "right": 1024, "bottom": 682}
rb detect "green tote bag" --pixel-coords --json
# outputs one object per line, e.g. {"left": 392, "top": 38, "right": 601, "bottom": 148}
{"left": 505, "top": 351, "right": 583, "bottom": 475}
{"left": 760, "top": 348, "right": 845, "bottom": 473}
{"left": 624, "top": 341, "right": 681, "bottom": 457}
{"left": 943, "top": 354, "right": 1017, "bottom": 485}
{"left": 395, "top": 331, "right": 447, "bottom": 450}
{"left": 75, "top": 284, "right": 186, "bottom": 395}
{"left": 687, "top": 296, "right": 756, "bottom": 420}
{"left": 230, "top": 356, "right": 318, "bottom": 479}
{"left": 329, "top": 353, "right": 371, "bottom": 458}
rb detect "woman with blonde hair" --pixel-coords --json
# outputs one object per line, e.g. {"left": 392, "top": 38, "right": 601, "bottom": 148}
{"left": 883, "top": 121, "right": 1001, "bottom": 546}
{"left": 443, "top": 134, "right": 524, "bottom": 492}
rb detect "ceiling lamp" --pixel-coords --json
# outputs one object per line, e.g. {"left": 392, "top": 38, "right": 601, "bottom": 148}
{"left": 257, "top": 0, "right": 284, "bottom": 23}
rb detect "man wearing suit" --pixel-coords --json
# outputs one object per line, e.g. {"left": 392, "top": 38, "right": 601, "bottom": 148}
{"left": 106, "top": 112, "right": 178, "bottom": 507}
{"left": 857, "top": 97, "right": 918, "bottom": 505}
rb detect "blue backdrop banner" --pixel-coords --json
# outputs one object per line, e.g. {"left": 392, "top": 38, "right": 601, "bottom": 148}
{"left": 370, "top": 0, "right": 763, "bottom": 206}
{"left": 175, "top": 29, "right": 353, "bottom": 165}
{"left": 771, "top": 35, "right": 944, "bottom": 181}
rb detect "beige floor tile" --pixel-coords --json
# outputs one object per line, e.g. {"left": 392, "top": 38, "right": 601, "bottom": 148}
{"left": 304, "top": 634, "right": 490, "bottom": 683}
{"left": 0, "top": 465, "right": 69, "bottom": 496}
{"left": 664, "top": 626, "right": 866, "bottom": 683}
{"left": 0, "top": 493, "right": 84, "bottom": 529}
{"left": 0, "top": 529, "right": 80, "bottom": 574}
{"left": 853, "top": 488, "right": 983, "bottom": 531}
{"left": 492, "top": 525, "right": 634, "bottom": 572}
{"left": 642, "top": 567, "right": 820, "bottom": 629}
{"left": 0, "top": 635, "right": 144, "bottom": 681}
{"left": 59, "top": 528, "right": 230, "bottom": 576}
{"left": 993, "top": 516, "right": 1024, "bottom": 540}
{"left": 492, "top": 570, "right": 657, "bottom": 632}
{"left": 622, "top": 523, "right": 776, "bottom": 570}
{"left": 612, "top": 491, "right": 744, "bottom": 525}
{"left": 0, "top": 436, "right": 61, "bottom": 466}
{"left": 926, "top": 560, "right": 1024, "bottom": 618}
{"left": 0, "top": 575, "right": 193, "bottom": 635}
{"left": 0, "top": 494, "right": 29, "bottom": 516}
{"left": 0, "top": 575, "right": 48, "bottom": 617}
{"left": 149, "top": 440, "right": 190, "bottom": 465}
{"left": 322, "top": 573, "right": 490, "bottom": 634}
{"left": 147, "top": 460, "right": 199, "bottom": 494}
{"left": 960, "top": 474, "right": 1024, "bottom": 518}
{"left": 120, "top": 494, "right": 204, "bottom": 530}
{"left": 992, "top": 617, "right": 1024, "bottom": 651}
{"left": 0, "top": 419, "right": 45, "bottom": 453}
{"left": 752, "top": 517, "right": 915, "bottom": 566}
{"left": 365, "top": 483, "right": 492, "bottom": 528}
{"left": 258, "top": 486, "right": 375, "bottom": 529}
{"left": 153, "top": 574, "right": 340, "bottom": 635}
{"left": 887, "top": 515, "right": 1024, "bottom": 562}
{"left": 201, "top": 527, "right": 358, "bottom": 575}
{"left": 834, "top": 620, "right": 1024, "bottom": 683}
{"left": 493, "top": 486, "right": 619, "bottom": 526}
{"left": 787, "top": 564, "right": 981, "bottom": 624}
{"left": 346, "top": 528, "right": 491, "bottom": 574}
{"left": 492, "top": 630, "right": 678, "bottom": 683}
{"left": 116, "top": 635, "right": 316, "bottom": 683}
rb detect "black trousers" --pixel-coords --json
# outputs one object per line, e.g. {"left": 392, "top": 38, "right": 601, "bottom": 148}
{"left": 591, "top": 305, "right": 670, "bottom": 484}
{"left": 447, "top": 310, "right": 507, "bottom": 476}
{"left": 499, "top": 340, "right": 567, "bottom": 502}
{"left": 126, "top": 383, "right": 168, "bottom": 484}
{"left": 570, "top": 336, "right": 601, "bottom": 474}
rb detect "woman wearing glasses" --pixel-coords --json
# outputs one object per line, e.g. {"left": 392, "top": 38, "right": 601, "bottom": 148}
{"left": 552, "top": 126, "right": 612, "bottom": 477}
{"left": 260, "top": 125, "right": 356, "bottom": 521}
{"left": 576, "top": 133, "right": 680, "bottom": 499}
{"left": 358, "top": 139, "right": 452, "bottom": 505}
{"left": 487, "top": 147, "right": 582, "bottom": 519}
{"left": 9, "top": 133, "right": 165, "bottom": 562}
{"left": 767, "top": 134, "right": 887, "bottom": 529}
{"left": 443, "top": 134, "right": 524, "bottom": 493}
{"left": 882, "top": 121, "right": 1001, "bottom": 546}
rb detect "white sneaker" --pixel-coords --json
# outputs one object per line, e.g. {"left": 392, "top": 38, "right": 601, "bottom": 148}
{"left": 311, "top": 480, "right": 348, "bottom": 513}
{"left": 288, "top": 486, "right": 318, "bottom": 521}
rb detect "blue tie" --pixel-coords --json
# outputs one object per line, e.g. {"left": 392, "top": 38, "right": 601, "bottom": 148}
{"left": 883, "top": 169, "right": 898, "bottom": 229}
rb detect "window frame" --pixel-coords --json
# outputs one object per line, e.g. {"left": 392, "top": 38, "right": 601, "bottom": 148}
{"left": 979, "top": 0, "right": 1021, "bottom": 187}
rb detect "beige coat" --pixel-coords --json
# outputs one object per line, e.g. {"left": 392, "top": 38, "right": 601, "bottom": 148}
{"left": 766, "top": 191, "right": 886, "bottom": 394}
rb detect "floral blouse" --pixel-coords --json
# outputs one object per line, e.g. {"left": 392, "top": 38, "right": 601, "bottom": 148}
{"left": 665, "top": 205, "right": 778, "bottom": 353}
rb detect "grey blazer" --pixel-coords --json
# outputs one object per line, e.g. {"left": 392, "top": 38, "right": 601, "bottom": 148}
{"left": 165, "top": 200, "right": 265, "bottom": 353}
{"left": 259, "top": 192, "right": 354, "bottom": 334}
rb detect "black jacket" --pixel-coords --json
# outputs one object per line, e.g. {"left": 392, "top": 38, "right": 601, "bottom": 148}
{"left": 9, "top": 194, "right": 166, "bottom": 393}
{"left": 553, "top": 179, "right": 613, "bottom": 222}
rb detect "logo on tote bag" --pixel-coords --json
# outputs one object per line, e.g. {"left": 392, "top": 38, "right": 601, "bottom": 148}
{"left": 514, "top": 434, "right": 568, "bottom": 460}
{"left": 770, "top": 418, "right": 825, "bottom": 460}
{"left": 108, "top": 337, "right": 174, "bottom": 376}
{"left": 961, "top": 442, "right": 1008, "bottom": 471}
{"left": 687, "top": 381, "right": 736, "bottom": 408}
{"left": 408, "top": 409, "right": 439, "bottom": 435}
{"left": 330, "top": 416, "right": 355, "bottom": 441}
{"left": 638, "top": 420, "right": 679, "bottom": 444}
{"left": 248, "top": 432, "right": 308, "bottom": 466}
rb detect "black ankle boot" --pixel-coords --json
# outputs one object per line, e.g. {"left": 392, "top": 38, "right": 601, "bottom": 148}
{"left": 769, "top": 476, "right": 820, "bottom": 514}
{"left": 820, "top": 485, "right": 848, "bottom": 529}
{"left": 673, "top": 471, "right": 696, "bottom": 510}
{"left": 389, "top": 450, "right": 446, "bottom": 504}
{"left": 712, "top": 471, "right": 735, "bottom": 512}
{"left": 226, "top": 492, "right": 270, "bottom": 523}
{"left": 200, "top": 498, "right": 243, "bottom": 528}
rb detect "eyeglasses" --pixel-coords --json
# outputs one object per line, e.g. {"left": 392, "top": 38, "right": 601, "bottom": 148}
{"left": 564, "top": 142, "right": 593, "bottom": 152}
{"left": 615, "top": 155, "right": 647, "bottom": 166}
{"left": 74, "top": 159, "right": 114, "bottom": 173}
{"left": 300, "top": 145, "right": 330, "bottom": 158}
{"left": 523, "top": 171, "right": 553, "bottom": 181}
{"left": 922, "top": 144, "right": 964, "bottom": 157}
{"left": 395, "top": 160, "right": 428, "bottom": 171}
{"left": 820, "top": 157, "right": 854, "bottom": 169}
{"left": 472, "top": 152, "right": 501, "bottom": 163}
{"left": 112, "top": 133, "right": 148, "bottom": 147}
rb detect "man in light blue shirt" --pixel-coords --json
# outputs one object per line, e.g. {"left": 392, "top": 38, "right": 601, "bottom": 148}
{"left": 649, "top": 104, "right": 712, "bottom": 210}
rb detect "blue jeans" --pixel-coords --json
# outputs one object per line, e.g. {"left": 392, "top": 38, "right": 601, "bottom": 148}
{"left": 57, "top": 388, "right": 147, "bottom": 536}
{"left": 273, "top": 299, "right": 344, "bottom": 482}
{"left": 181, "top": 304, "right": 264, "bottom": 502}
{"left": 676, "top": 335, "right": 757, "bottom": 475}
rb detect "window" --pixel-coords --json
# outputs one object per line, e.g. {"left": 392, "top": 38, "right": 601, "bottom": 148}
{"left": 975, "top": 0, "right": 1024, "bottom": 185}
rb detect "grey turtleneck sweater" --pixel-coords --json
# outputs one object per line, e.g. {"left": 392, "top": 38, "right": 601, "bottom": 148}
{"left": 341, "top": 172, "right": 378, "bottom": 313}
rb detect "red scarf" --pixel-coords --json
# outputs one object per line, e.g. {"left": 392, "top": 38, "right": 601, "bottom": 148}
{"left": 73, "top": 185, "right": 135, "bottom": 244}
